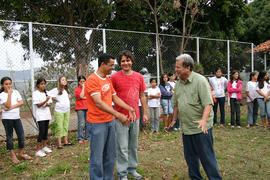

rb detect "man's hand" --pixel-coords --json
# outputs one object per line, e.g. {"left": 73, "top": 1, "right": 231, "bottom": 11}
{"left": 128, "top": 107, "right": 136, "bottom": 122}
{"left": 116, "top": 112, "right": 129, "bottom": 126}
{"left": 168, "top": 120, "right": 176, "bottom": 130}
{"left": 193, "top": 120, "right": 208, "bottom": 134}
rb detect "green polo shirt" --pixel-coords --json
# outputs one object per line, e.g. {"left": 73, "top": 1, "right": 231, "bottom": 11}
{"left": 172, "top": 71, "right": 213, "bottom": 135}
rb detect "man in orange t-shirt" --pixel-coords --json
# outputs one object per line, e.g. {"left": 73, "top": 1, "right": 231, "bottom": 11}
{"left": 85, "top": 53, "right": 135, "bottom": 180}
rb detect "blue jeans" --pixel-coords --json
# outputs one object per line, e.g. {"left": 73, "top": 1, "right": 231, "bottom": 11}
{"left": 247, "top": 99, "right": 258, "bottom": 125}
{"left": 213, "top": 97, "right": 225, "bottom": 125}
{"left": 182, "top": 128, "right": 222, "bottom": 180}
{"left": 87, "top": 120, "right": 116, "bottom": 180}
{"left": 76, "top": 109, "right": 90, "bottom": 141}
{"left": 257, "top": 98, "right": 270, "bottom": 119}
{"left": 115, "top": 118, "right": 140, "bottom": 178}
{"left": 2, "top": 119, "right": 25, "bottom": 150}
{"left": 161, "top": 99, "right": 173, "bottom": 114}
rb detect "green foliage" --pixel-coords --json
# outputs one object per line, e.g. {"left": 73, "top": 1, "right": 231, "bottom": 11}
{"left": 49, "top": 121, "right": 57, "bottom": 134}
{"left": 12, "top": 164, "right": 32, "bottom": 174}
{"left": 241, "top": 0, "right": 270, "bottom": 44}
{"left": 30, "top": 162, "right": 72, "bottom": 178}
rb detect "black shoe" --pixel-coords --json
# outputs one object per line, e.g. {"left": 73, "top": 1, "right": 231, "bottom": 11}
{"left": 64, "top": 143, "right": 74, "bottom": 146}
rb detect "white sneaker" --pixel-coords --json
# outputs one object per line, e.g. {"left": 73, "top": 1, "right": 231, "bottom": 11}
{"left": 42, "top": 147, "right": 52, "bottom": 153}
{"left": 237, "top": 126, "right": 241, "bottom": 129}
{"left": 35, "top": 150, "right": 46, "bottom": 157}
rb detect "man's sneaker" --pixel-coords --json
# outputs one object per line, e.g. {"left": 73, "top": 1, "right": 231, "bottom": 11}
{"left": 118, "top": 176, "right": 128, "bottom": 180}
{"left": 237, "top": 126, "right": 241, "bottom": 129}
{"left": 231, "top": 125, "right": 235, "bottom": 128}
{"left": 35, "top": 150, "right": 46, "bottom": 157}
{"left": 42, "top": 147, "right": 52, "bottom": 153}
{"left": 129, "top": 171, "right": 143, "bottom": 180}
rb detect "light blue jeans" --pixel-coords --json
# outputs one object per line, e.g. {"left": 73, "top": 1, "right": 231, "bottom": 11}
{"left": 76, "top": 109, "right": 90, "bottom": 141}
{"left": 87, "top": 120, "right": 116, "bottom": 180}
{"left": 257, "top": 98, "right": 270, "bottom": 118}
{"left": 161, "top": 99, "right": 173, "bottom": 114}
{"left": 247, "top": 100, "right": 258, "bottom": 125}
{"left": 115, "top": 118, "right": 140, "bottom": 178}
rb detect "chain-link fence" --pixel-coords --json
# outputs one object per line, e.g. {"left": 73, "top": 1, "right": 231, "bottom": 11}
{"left": 0, "top": 20, "right": 263, "bottom": 138}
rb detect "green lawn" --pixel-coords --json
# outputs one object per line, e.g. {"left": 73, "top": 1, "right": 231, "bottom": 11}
{"left": 1, "top": 117, "right": 270, "bottom": 179}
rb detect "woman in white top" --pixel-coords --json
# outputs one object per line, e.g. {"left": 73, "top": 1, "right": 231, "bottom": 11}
{"left": 209, "top": 68, "right": 228, "bottom": 127}
{"left": 50, "top": 76, "right": 73, "bottom": 149}
{"left": 33, "top": 78, "right": 53, "bottom": 157}
{"left": 256, "top": 71, "right": 270, "bottom": 130}
{"left": 246, "top": 72, "right": 259, "bottom": 128}
{"left": 0, "top": 77, "right": 31, "bottom": 163}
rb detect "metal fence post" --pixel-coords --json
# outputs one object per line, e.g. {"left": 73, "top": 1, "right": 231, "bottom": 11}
{"left": 251, "top": 43, "right": 254, "bottom": 72}
{"left": 196, "top": 37, "right": 199, "bottom": 63}
{"left": 28, "top": 22, "right": 36, "bottom": 134}
{"left": 156, "top": 36, "right": 160, "bottom": 84}
{"left": 103, "top": 29, "right": 106, "bottom": 53}
{"left": 227, "top": 40, "right": 230, "bottom": 105}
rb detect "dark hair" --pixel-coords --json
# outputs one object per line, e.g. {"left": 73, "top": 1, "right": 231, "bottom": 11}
{"left": 78, "top": 75, "right": 86, "bottom": 82}
{"left": 230, "top": 70, "right": 241, "bottom": 82}
{"left": 150, "top": 78, "right": 157, "bottom": 83}
{"left": 160, "top": 74, "right": 168, "bottom": 87}
{"left": 258, "top": 71, "right": 268, "bottom": 89}
{"left": 249, "top": 72, "right": 258, "bottom": 81}
{"left": 0, "top": 77, "right": 12, "bottom": 93}
{"left": 168, "top": 72, "right": 174, "bottom": 77}
{"left": 36, "top": 77, "right": 47, "bottom": 96}
{"left": 118, "top": 50, "right": 135, "bottom": 66}
{"left": 98, "top": 53, "right": 115, "bottom": 67}
{"left": 215, "top": 68, "right": 222, "bottom": 73}
{"left": 57, "top": 76, "right": 70, "bottom": 95}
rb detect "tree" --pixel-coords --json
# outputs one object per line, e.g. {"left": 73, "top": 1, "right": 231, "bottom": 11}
{"left": 241, "top": 0, "right": 270, "bottom": 45}
{"left": 0, "top": 0, "right": 113, "bottom": 77}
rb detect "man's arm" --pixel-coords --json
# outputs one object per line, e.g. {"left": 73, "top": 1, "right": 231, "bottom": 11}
{"left": 91, "top": 93, "right": 128, "bottom": 124}
{"left": 112, "top": 95, "right": 136, "bottom": 121}
{"left": 139, "top": 91, "right": 149, "bottom": 123}
{"left": 193, "top": 104, "right": 212, "bottom": 134}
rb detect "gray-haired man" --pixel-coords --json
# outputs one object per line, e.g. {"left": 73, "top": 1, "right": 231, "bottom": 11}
{"left": 169, "top": 54, "right": 222, "bottom": 180}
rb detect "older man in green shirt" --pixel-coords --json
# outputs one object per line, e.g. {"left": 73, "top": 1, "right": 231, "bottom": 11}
{"left": 169, "top": 54, "right": 222, "bottom": 180}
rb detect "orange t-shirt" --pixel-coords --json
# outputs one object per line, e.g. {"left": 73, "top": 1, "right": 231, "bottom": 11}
{"left": 85, "top": 72, "right": 116, "bottom": 123}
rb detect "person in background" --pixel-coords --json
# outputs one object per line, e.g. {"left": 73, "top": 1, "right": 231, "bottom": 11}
{"left": 0, "top": 77, "right": 32, "bottom": 163}
{"left": 147, "top": 78, "right": 161, "bottom": 134}
{"left": 50, "top": 76, "right": 73, "bottom": 149}
{"left": 159, "top": 74, "right": 173, "bottom": 131}
{"left": 256, "top": 71, "right": 270, "bottom": 131}
{"left": 75, "top": 74, "right": 89, "bottom": 144}
{"left": 227, "top": 70, "right": 242, "bottom": 128}
{"left": 168, "top": 72, "right": 180, "bottom": 131}
{"left": 33, "top": 78, "right": 53, "bottom": 157}
{"left": 209, "top": 68, "right": 228, "bottom": 127}
{"left": 246, "top": 72, "right": 259, "bottom": 128}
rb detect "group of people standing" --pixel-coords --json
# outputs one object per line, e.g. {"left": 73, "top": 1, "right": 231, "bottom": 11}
{"left": 10, "top": 50, "right": 270, "bottom": 179}
{"left": 0, "top": 75, "right": 74, "bottom": 163}
{"left": 210, "top": 68, "right": 270, "bottom": 131}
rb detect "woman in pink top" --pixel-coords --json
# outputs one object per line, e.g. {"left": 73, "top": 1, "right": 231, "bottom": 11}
{"left": 227, "top": 70, "right": 242, "bottom": 128}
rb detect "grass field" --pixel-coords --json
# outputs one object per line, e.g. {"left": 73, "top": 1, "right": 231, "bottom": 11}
{"left": 1, "top": 115, "right": 270, "bottom": 180}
